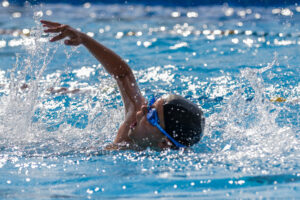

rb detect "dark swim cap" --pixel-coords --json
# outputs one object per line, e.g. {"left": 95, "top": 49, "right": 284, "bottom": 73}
{"left": 163, "top": 94, "right": 205, "bottom": 147}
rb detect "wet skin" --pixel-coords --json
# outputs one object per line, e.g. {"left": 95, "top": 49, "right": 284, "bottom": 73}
{"left": 128, "top": 97, "right": 173, "bottom": 150}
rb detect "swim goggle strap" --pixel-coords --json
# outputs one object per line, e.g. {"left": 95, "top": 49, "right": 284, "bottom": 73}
{"left": 147, "top": 97, "right": 185, "bottom": 148}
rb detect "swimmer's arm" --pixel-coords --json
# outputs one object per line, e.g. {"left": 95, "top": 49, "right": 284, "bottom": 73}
{"left": 41, "top": 20, "right": 143, "bottom": 145}
{"left": 81, "top": 34, "right": 145, "bottom": 113}
{"left": 41, "top": 20, "right": 145, "bottom": 113}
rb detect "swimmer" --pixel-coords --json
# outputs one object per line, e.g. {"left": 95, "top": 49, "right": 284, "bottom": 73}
{"left": 41, "top": 20, "right": 205, "bottom": 151}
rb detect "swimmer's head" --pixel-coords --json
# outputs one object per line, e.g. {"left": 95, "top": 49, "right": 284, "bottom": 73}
{"left": 163, "top": 94, "right": 205, "bottom": 147}
{"left": 128, "top": 94, "right": 205, "bottom": 150}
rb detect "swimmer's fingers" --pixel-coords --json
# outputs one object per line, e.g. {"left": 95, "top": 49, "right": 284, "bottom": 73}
{"left": 44, "top": 25, "right": 69, "bottom": 33}
{"left": 50, "top": 33, "right": 67, "bottom": 42}
{"left": 41, "top": 21, "right": 82, "bottom": 45}
{"left": 40, "top": 20, "right": 61, "bottom": 28}
{"left": 50, "top": 33, "right": 81, "bottom": 45}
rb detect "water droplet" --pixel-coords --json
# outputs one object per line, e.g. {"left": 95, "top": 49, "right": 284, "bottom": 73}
{"left": 224, "top": 7, "right": 234, "bottom": 16}
{"left": 87, "top": 189, "right": 93, "bottom": 194}
{"left": 87, "top": 32, "right": 94, "bottom": 37}
{"left": 143, "top": 41, "right": 151, "bottom": 48}
{"left": 83, "top": 2, "right": 91, "bottom": 8}
{"left": 34, "top": 11, "right": 43, "bottom": 18}
{"left": 46, "top": 10, "right": 52, "bottom": 16}
{"left": 12, "top": 12, "right": 21, "bottom": 18}
{"left": 187, "top": 12, "right": 198, "bottom": 18}
{"left": 255, "top": 13, "right": 261, "bottom": 19}
{"left": 272, "top": 8, "right": 281, "bottom": 14}
{"left": 281, "top": 8, "right": 293, "bottom": 16}
{"left": 171, "top": 12, "right": 180, "bottom": 18}
{"left": 0, "top": 40, "right": 6, "bottom": 48}
{"left": 115, "top": 32, "right": 124, "bottom": 39}
{"left": 2, "top": 1, "right": 9, "bottom": 7}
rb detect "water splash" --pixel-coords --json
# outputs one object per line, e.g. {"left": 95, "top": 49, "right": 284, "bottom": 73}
{"left": 204, "top": 59, "right": 299, "bottom": 174}
{"left": 0, "top": 14, "right": 58, "bottom": 151}
{"left": 0, "top": 17, "right": 123, "bottom": 157}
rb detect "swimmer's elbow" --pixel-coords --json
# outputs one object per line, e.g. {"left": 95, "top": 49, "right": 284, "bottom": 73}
{"left": 113, "top": 67, "right": 133, "bottom": 80}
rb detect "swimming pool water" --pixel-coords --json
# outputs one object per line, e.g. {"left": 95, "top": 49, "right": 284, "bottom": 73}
{"left": 0, "top": 1, "right": 299, "bottom": 199}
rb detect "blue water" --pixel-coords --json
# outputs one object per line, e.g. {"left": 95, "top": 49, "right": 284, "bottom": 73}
{"left": 0, "top": 1, "right": 299, "bottom": 199}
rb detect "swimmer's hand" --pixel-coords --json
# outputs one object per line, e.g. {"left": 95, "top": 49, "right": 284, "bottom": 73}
{"left": 105, "top": 143, "right": 132, "bottom": 151}
{"left": 41, "top": 20, "right": 83, "bottom": 46}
